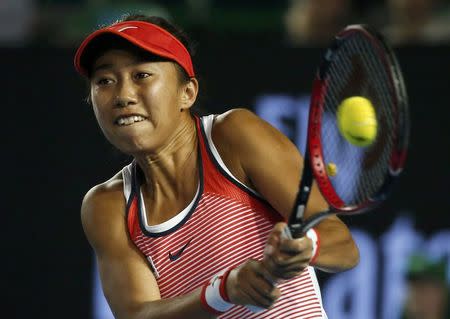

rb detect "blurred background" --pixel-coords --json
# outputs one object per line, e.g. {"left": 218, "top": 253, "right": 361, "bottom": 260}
{"left": 3, "top": 0, "right": 449, "bottom": 318}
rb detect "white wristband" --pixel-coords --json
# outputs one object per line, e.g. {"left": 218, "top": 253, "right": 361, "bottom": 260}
{"left": 306, "top": 228, "right": 320, "bottom": 263}
{"left": 200, "top": 268, "right": 234, "bottom": 315}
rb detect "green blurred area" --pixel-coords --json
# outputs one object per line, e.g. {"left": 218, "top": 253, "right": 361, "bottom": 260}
{"left": 6, "top": 0, "right": 449, "bottom": 47}
{"left": 406, "top": 254, "right": 448, "bottom": 283}
{"left": 33, "top": 1, "right": 286, "bottom": 46}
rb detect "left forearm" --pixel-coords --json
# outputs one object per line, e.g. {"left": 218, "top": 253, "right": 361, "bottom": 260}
{"left": 310, "top": 217, "right": 359, "bottom": 273}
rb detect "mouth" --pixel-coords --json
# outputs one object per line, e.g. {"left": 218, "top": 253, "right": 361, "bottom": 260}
{"left": 114, "top": 114, "right": 147, "bottom": 126}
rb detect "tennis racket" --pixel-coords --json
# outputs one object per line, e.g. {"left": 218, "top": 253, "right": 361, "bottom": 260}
{"left": 247, "top": 24, "right": 409, "bottom": 313}
{"left": 284, "top": 24, "right": 410, "bottom": 239}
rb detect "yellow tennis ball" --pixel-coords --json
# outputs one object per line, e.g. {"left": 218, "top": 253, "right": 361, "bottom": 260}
{"left": 327, "top": 162, "right": 338, "bottom": 177}
{"left": 337, "top": 96, "right": 378, "bottom": 147}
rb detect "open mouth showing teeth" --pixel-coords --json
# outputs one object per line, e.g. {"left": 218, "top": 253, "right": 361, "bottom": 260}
{"left": 115, "top": 115, "right": 146, "bottom": 126}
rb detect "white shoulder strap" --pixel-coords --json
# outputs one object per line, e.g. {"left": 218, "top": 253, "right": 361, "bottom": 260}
{"left": 121, "top": 163, "right": 133, "bottom": 201}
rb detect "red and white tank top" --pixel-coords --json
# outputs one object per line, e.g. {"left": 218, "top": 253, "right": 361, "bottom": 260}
{"left": 122, "top": 115, "right": 328, "bottom": 319}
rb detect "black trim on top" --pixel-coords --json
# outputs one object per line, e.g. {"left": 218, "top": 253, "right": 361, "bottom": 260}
{"left": 131, "top": 125, "right": 204, "bottom": 238}
{"left": 198, "top": 116, "right": 273, "bottom": 208}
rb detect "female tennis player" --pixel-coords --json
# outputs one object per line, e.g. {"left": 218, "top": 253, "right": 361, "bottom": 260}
{"left": 76, "top": 14, "right": 359, "bottom": 319}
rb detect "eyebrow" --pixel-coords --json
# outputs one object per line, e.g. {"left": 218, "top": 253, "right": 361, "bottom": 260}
{"left": 92, "top": 63, "right": 114, "bottom": 74}
{"left": 91, "top": 59, "right": 159, "bottom": 75}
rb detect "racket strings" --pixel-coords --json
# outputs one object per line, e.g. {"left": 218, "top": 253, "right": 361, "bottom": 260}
{"left": 354, "top": 37, "right": 394, "bottom": 199}
{"left": 319, "top": 32, "right": 397, "bottom": 206}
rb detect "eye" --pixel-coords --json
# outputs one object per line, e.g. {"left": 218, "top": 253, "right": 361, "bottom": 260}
{"left": 96, "top": 78, "right": 114, "bottom": 85}
{"left": 135, "top": 72, "right": 151, "bottom": 79}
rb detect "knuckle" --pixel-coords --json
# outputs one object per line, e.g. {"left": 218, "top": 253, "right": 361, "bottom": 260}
{"left": 265, "top": 283, "right": 277, "bottom": 295}
{"left": 273, "top": 254, "right": 287, "bottom": 266}
{"left": 273, "top": 287, "right": 281, "bottom": 299}
{"left": 273, "top": 255, "right": 282, "bottom": 266}
{"left": 295, "top": 238, "right": 308, "bottom": 250}
{"left": 266, "top": 289, "right": 281, "bottom": 306}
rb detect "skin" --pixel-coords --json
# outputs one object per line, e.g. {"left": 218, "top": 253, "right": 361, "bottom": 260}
{"left": 81, "top": 48, "right": 359, "bottom": 319}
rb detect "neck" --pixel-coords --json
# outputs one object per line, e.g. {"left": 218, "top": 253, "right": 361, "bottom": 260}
{"left": 134, "top": 116, "right": 199, "bottom": 201}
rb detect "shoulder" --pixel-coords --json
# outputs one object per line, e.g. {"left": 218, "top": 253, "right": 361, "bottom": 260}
{"left": 212, "top": 108, "right": 259, "bottom": 134}
{"left": 212, "top": 108, "right": 300, "bottom": 161}
{"left": 81, "top": 171, "right": 124, "bottom": 215}
{"left": 81, "top": 172, "right": 127, "bottom": 251}
{"left": 211, "top": 108, "right": 269, "bottom": 146}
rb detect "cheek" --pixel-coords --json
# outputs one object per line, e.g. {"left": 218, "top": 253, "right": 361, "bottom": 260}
{"left": 144, "top": 82, "right": 181, "bottom": 113}
{"left": 92, "top": 105, "right": 102, "bottom": 124}
{"left": 91, "top": 97, "right": 112, "bottom": 134}
{"left": 91, "top": 89, "right": 111, "bottom": 120}
{"left": 92, "top": 105, "right": 110, "bottom": 136}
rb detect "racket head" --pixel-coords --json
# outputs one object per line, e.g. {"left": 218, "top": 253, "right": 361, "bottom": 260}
{"left": 308, "top": 24, "right": 410, "bottom": 213}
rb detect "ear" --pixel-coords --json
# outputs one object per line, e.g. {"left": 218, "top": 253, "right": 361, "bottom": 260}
{"left": 179, "top": 78, "right": 199, "bottom": 111}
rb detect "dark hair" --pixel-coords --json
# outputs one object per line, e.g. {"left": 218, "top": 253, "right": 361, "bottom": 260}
{"left": 83, "top": 14, "right": 196, "bottom": 83}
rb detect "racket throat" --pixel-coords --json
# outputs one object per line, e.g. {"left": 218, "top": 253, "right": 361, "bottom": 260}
{"left": 289, "top": 185, "right": 311, "bottom": 223}
{"left": 295, "top": 204, "right": 306, "bottom": 220}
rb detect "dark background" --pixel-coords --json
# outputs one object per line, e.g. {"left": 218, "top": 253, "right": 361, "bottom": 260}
{"left": 3, "top": 39, "right": 450, "bottom": 317}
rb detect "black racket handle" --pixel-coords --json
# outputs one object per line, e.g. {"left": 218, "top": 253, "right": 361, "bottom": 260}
{"left": 284, "top": 210, "right": 332, "bottom": 239}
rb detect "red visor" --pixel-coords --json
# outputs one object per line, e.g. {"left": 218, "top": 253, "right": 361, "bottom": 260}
{"left": 74, "top": 21, "right": 195, "bottom": 77}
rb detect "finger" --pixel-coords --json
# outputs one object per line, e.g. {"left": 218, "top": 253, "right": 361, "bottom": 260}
{"left": 248, "top": 278, "right": 281, "bottom": 308}
{"left": 237, "top": 275, "right": 279, "bottom": 309}
{"left": 252, "top": 265, "right": 277, "bottom": 291}
{"left": 264, "top": 222, "right": 287, "bottom": 254}
{"left": 256, "top": 262, "right": 278, "bottom": 286}
{"left": 263, "top": 257, "right": 303, "bottom": 279}
{"left": 272, "top": 259, "right": 309, "bottom": 273}
{"left": 279, "top": 237, "right": 313, "bottom": 257}
{"left": 263, "top": 249, "right": 311, "bottom": 279}
{"left": 265, "top": 235, "right": 312, "bottom": 260}
{"left": 263, "top": 254, "right": 290, "bottom": 279}
{"left": 265, "top": 246, "right": 311, "bottom": 267}
{"left": 269, "top": 264, "right": 308, "bottom": 280}
{"left": 231, "top": 260, "right": 280, "bottom": 307}
{"left": 240, "top": 286, "right": 271, "bottom": 308}
{"left": 252, "top": 261, "right": 284, "bottom": 300}
{"left": 266, "top": 250, "right": 312, "bottom": 269}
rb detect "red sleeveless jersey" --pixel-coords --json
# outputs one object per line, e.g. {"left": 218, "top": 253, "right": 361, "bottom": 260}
{"left": 123, "top": 115, "right": 327, "bottom": 318}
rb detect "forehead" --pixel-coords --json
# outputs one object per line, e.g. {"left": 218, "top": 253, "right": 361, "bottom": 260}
{"left": 93, "top": 49, "right": 144, "bottom": 67}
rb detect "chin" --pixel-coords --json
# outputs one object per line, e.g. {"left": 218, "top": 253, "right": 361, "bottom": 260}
{"left": 105, "top": 128, "right": 157, "bottom": 155}
{"left": 114, "top": 138, "right": 158, "bottom": 157}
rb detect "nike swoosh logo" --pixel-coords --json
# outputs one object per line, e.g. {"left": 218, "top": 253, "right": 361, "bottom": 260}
{"left": 168, "top": 239, "right": 192, "bottom": 262}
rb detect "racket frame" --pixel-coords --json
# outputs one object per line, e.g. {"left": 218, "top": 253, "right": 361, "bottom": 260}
{"left": 287, "top": 24, "right": 409, "bottom": 237}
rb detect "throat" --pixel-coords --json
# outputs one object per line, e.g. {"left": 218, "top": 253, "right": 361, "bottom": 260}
{"left": 139, "top": 150, "right": 200, "bottom": 226}
{"left": 141, "top": 179, "right": 200, "bottom": 226}
{"left": 135, "top": 117, "right": 200, "bottom": 225}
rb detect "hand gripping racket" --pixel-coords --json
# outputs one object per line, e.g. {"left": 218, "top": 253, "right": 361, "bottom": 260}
{"left": 284, "top": 24, "right": 410, "bottom": 239}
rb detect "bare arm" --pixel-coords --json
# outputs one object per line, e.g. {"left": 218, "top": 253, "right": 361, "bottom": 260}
{"left": 81, "top": 181, "right": 216, "bottom": 319}
{"left": 212, "top": 109, "right": 359, "bottom": 273}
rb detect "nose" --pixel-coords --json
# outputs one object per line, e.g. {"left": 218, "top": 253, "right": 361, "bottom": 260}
{"left": 113, "top": 81, "right": 138, "bottom": 108}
